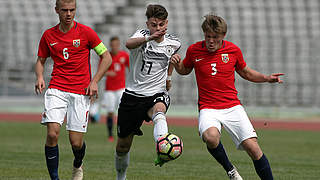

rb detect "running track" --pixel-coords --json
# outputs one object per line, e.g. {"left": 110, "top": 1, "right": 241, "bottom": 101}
{"left": 0, "top": 113, "right": 319, "bottom": 131}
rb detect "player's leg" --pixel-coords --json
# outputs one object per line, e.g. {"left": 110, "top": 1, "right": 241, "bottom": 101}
{"left": 199, "top": 109, "right": 241, "bottom": 179}
{"left": 202, "top": 127, "right": 235, "bottom": 173}
{"left": 149, "top": 102, "right": 169, "bottom": 166}
{"left": 115, "top": 134, "right": 134, "bottom": 180}
{"left": 242, "top": 138, "right": 273, "bottom": 180}
{"left": 104, "top": 91, "right": 116, "bottom": 141}
{"left": 42, "top": 88, "right": 68, "bottom": 180}
{"left": 66, "top": 93, "right": 90, "bottom": 180}
{"left": 223, "top": 105, "right": 269, "bottom": 179}
{"left": 149, "top": 102, "right": 168, "bottom": 142}
{"left": 115, "top": 91, "right": 144, "bottom": 179}
{"left": 147, "top": 93, "right": 171, "bottom": 166}
{"left": 148, "top": 93, "right": 170, "bottom": 142}
{"left": 45, "top": 122, "right": 61, "bottom": 180}
{"left": 69, "top": 131, "right": 85, "bottom": 180}
{"left": 106, "top": 112, "right": 114, "bottom": 141}
{"left": 108, "top": 89, "right": 125, "bottom": 142}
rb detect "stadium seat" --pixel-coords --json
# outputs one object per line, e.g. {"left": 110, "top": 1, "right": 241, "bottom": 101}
{"left": 1, "top": 0, "right": 320, "bottom": 107}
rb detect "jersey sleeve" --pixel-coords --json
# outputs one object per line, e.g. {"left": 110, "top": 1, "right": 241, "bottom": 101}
{"left": 235, "top": 47, "right": 247, "bottom": 70}
{"left": 85, "top": 27, "right": 107, "bottom": 56}
{"left": 37, "top": 31, "right": 50, "bottom": 58}
{"left": 131, "top": 29, "right": 149, "bottom": 38}
{"left": 183, "top": 45, "right": 194, "bottom": 68}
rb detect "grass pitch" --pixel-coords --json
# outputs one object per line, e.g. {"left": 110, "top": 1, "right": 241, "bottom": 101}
{"left": 0, "top": 121, "right": 319, "bottom": 180}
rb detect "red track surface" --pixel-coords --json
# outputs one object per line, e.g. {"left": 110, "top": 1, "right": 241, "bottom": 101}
{"left": 1, "top": 112, "right": 319, "bottom": 131}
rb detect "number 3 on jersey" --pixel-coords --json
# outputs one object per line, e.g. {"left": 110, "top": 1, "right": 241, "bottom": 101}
{"left": 63, "top": 48, "right": 69, "bottom": 59}
{"left": 211, "top": 63, "right": 217, "bottom": 76}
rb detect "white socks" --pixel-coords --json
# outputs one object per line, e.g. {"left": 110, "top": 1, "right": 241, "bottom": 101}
{"left": 152, "top": 112, "right": 168, "bottom": 142}
{"left": 115, "top": 152, "right": 130, "bottom": 180}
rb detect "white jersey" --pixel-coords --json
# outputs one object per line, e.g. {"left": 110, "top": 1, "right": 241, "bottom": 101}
{"left": 125, "top": 29, "right": 181, "bottom": 96}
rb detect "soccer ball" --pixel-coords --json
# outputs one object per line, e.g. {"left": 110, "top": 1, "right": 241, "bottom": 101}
{"left": 156, "top": 133, "right": 183, "bottom": 161}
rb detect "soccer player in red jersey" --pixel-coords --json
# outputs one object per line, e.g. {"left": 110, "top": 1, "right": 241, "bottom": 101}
{"left": 171, "top": 14, "right": 283, "bottom": 180}
{"left": 103, "top": 36, "right": 129, "bottom": 142}
{"left": 34, "top": 0, "right": 112, "bottom": 179}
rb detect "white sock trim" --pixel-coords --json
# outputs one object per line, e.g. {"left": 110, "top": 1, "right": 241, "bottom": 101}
{"left": 115, "top": 152, "right": 129, "bottom": 180}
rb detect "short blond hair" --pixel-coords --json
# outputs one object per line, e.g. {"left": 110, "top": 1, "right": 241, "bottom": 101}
{"left": 201, "top": 13, "right": 227, "bottom": 35}
{"left": 56, "top": 0, "right": 76, "bottom": 8}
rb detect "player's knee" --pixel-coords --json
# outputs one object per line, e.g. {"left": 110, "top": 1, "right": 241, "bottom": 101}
{"left": 242, "top": 138, "right": 263, "bottom": 160}
{"left": 202, "top": 129, "right": 220, "bottom": 148}
{"left": 116, "top": 140, "right": 131, "bottom": 153}
{"left": 70, "top": 141, "right": 83, "bottom": 149}
{"left": 205, "top": 136, "right": 220, "bottom": 148}
{"left": 46, "top": 132, "right": 59, "bottom": 145}
{"left": 116, "top": 143, "right": 130, "bottom": 153}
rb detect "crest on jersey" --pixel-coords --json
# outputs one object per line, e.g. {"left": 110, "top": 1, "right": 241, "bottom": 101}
{"left": 221, "top": 54, "right": 229, "bottom": 63}
{"left": 166, "top": 46, "right": 174, "bottom": 55}
{"left": 73, "top": 39, "right": 80, "bottom": 47}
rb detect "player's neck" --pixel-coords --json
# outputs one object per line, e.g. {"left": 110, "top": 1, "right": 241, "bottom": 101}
{"left": 111, "top": 50, "right": 119, "bottom": 55}
{"left": 59, "top": 21, "right": 74, "bottom": 33}
{"left": 155, "top": 36, "right": 165, "bottom": 43}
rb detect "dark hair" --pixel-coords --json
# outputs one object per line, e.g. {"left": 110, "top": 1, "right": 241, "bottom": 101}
{"left": 110, "top": 36, "right": 119, "bottom": 42}
{"left": 145, "top": 4, "right": 168, "bottom": 20}
{"left": 201, "top": 13, "right": 227, "bottom": 35}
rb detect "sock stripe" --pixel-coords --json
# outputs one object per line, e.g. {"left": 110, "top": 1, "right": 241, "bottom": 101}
{"left": 152, "top": 112, "right": 165, "bottom": 120}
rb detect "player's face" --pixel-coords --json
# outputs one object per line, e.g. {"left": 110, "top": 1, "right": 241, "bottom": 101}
{"left": 146, "top": 18, "right": 168, "bottom": 35}
{"left": 204, "top": 31, "right": 225, "bottom": 53}
{"left": 55, "top": 1, "right": 76, "bottom": 26}
{"left": 110, "top": 39, "right": 120, "bottom": 54}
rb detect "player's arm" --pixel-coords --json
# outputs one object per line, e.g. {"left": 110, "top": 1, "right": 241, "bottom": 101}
{"left": 166, "top": 63, "right": 174, "bottom": 91}
{"left": 170, "top": 54, "right": 193, "bottom": 75}
{"left": 126, "top": 29, "right": 167, "bottom": 49}
{"left": 105, "top": 70, "right": 116, "bottom": 77}
{"left": 236, "top": 66, "right": 284, "bottom": 83}
{"left": 87, "top": 43, "right": 112, "bottom": 99}
{"left": 35, "top": 57, "right": 47, "bottom": 94}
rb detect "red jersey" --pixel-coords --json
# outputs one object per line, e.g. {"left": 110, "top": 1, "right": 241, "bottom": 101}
{"left": 105, "top": 50, "right": 129, "bottom": 91}
{"left": 37, "top": 21, "right": 102, "bottom": 95}
{"left": 183, "top": 40, "right": 247, "bottom": 110}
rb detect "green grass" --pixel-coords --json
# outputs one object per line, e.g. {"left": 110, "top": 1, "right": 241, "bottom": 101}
{"left": 0, "top": 121, "right": 319, "bottom": 180}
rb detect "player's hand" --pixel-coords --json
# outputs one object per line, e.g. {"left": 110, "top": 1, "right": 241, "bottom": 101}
{"left": 170, "top": 54, "right": 181, "bottom": 65}
{"left": 35, "top": 78, "right": 45, "bottom": 94}
{"left": 267, "top": 73, "right": 284, "bottom": 83}
{"left": 149, "top": 27, "right": 167, "bottom": 41}
{"left": 86, "top": 81, "right": 99, "bottom": 102}
{"left": 166, "top": 80, "right": 172, "bottom": 91}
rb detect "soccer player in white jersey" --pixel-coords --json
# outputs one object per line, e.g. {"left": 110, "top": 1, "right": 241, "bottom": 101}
{"left": 114, "top": 4, "right": 181, "bottom": 180}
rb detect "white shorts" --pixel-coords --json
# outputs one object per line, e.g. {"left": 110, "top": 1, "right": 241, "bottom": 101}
{"left": 41, "top": 88, "right": 90, "bottom": 133}
{"left": 102, "top": 89, "right": 124, "bottom": 113}
{"left": 198, "top": 105, "right": 257, "bottom": 150}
